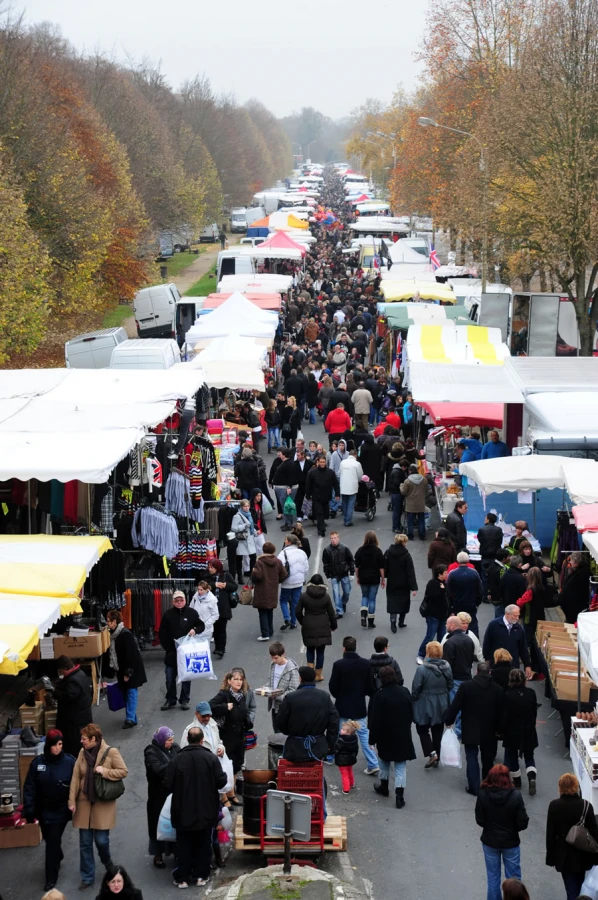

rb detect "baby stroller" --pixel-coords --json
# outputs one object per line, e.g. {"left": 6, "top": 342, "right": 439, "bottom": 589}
{"left": 354, "top": 478, "right": 377, "bottom": 522}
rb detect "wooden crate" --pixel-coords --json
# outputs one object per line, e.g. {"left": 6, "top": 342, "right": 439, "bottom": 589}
{"left": 234, "top": 815, "right": 347, "bottom": 852}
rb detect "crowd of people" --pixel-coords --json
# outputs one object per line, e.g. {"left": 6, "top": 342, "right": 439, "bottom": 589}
{"left": 18, "top": 168, "right": 596, "bottom": 900}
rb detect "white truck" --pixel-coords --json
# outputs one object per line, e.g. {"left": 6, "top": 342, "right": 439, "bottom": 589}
{"left": 230, "top": 207, "right": 247, "bottom": 233}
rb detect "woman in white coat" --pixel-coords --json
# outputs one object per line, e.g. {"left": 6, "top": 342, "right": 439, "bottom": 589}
{"left": 190, "top": 581, "right": 220, "bottom": 642}
{"left": 339, "top": 450, "right": 363, "bottom": 528}
{"left": 231, "top": 498, "right": 257, "bottom": 584}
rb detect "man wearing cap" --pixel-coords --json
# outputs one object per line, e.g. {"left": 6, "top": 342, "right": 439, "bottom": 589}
{"left": 180, "top": 702, "right": 225, "bottom": 756}
{"left": 275, "top": 666, "right": 339, "bottom": 762}
{"left": 159, "top": 591, "right": 204, "bottom": 711}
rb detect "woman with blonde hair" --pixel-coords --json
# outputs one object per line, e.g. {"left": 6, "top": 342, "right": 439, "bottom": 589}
{"left": 383, "top": 533, "right": 418, "bottom": 632}
{"left": 546, "top": 772, "right": 598, "bottom": 898}
{"left": 281, "top": 395, "right": 300, "bottom": 448}
{"left": 411, "top": 641, "right": 453, "bottom": 768}
{"left": 491, "top": 648, "right": 514, "bottom": 691}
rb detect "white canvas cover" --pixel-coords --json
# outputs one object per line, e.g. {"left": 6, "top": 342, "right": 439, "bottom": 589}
{"left": 562, "top": 459, "right": 598, "bottom": 505}
{"left": 526, "top": 392, "right": 598, "bottom": 437}
{"left": 577, "top": 610, "right": 598, "bottom": 685}
{"left": 409, "top": 361, "right": 524, "bottom": 403}
{"left": 459, "top": 455, "right": 586, "bottom": 494}
{"left": 218, "top": 274, "right": 293, "bottom": 294}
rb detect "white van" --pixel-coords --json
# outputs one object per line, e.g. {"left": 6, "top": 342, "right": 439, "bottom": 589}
{"left": 230, "top": 208, "right": 247, "bottom": 233}
{"left": 133, "top": 283, "right": 181, "bottom": 338}
{"left": 200, "top": 223, "right": 219, "bottom": 243}
{"left": 65, "top": 327, "right": 128, "bottom": 369}
{"left": 216, "top": 249, "right": 254, "bottom": 284}
{"left": 109, "top": 339, "right": 181, "bottom": 370}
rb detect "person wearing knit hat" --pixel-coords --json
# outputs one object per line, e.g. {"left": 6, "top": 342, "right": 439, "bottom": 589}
{"left": 144, "top": 726, "right": 180, "bottom": 868}
{"left": 23, "top": 729, "right": 76, "bottom": 892}
{"left": 158, "top": 589, "right": 203, "bottom": 712}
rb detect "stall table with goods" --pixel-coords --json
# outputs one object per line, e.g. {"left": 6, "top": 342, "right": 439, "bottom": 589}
{"left": 570, "top": 716, "right": 598, "bottom": 805}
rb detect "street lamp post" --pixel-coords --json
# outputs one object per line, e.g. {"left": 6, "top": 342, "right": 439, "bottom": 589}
{"left": 367, "top": 131, "right": 402, "bottom": 168}
{"left": 305, "top": 140, "right": 317, "bottom": 161}
{"left": 417, "top": 116, "right": 488, "bottom": 293}
{"left": 291, "top": 141, "right": 303, "bottom": 161}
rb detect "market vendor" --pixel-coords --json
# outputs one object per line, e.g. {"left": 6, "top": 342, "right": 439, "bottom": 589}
{"left": 224, "top": 402, "right": 247, "bottom": 425}
{"left": 275, "top": 665, "right": 339, "bottom": 762}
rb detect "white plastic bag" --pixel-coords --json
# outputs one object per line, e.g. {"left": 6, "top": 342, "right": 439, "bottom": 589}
{"left": 175, "top": 634, "right": 217, "bottom": 684}
{"left": 440, "top": 727, "right": 462, "bottom": 768}
{"left": 220, "top": 754, "right": 234, "bottom": 794}
{"left": 157, "top": 795, "right": 176, "bottom": 843}
{"left": 582, "top": 865, "right": 598, "bottom": 899}
{"left": 262, "top": 496, "right": 274, "bottom": 517}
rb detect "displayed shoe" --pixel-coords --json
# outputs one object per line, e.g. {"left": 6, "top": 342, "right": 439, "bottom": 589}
{"left": 391, "top": 621, "right": 397, "bottom": 633}
{"left": 395, "top": 787, "right": 405, "bottom": 809}
{"left": 161, "top": 703, "right": 176, "bottom": 711}
{"left": 364, "top": 766, "right": 380, "bottom": 775}
{"left": 179, "top": 703, "right": 190, "bottom": 711}
{"left": 416, "top": 657, "right": 424, "bottom": 665}
{"left": 257, "top": 636, "right": 269, "bottom": 641}
{"left": 373, "top": 779, "right": 389, "bottom": 796}
{"left": 280, "top": 622, "right": 290, "bottom": 631}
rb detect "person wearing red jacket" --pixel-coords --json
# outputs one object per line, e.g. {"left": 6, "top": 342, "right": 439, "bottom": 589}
{"left": 325, "top": 403, "right": 352, "bottom": 448}
{"left": 374, "top": 411, "right": 402, "bottom": 438}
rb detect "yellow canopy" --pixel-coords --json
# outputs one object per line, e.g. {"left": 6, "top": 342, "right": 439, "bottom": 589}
{"left": 0, "top": 624, "right": 40, "bottom": 675}
{"left": 287, "top": 214, "right": 308, "bottom": 230}
{"left": 380, "top": 280, "right": 456, "bottom": 303}
{"left": 0, "top": 535, "right": 111, "bottom": 598}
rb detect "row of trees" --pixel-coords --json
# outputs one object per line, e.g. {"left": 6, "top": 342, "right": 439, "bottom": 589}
{"left": 346, "top": 0, "right": 598, "bottom": 354}
{"left": 0, "top": 19, "right": 291, "bottom": 363}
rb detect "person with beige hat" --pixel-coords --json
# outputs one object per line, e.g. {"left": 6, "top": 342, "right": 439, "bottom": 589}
{"left": 158, "top": 590, "right": 204, "bottom": 711}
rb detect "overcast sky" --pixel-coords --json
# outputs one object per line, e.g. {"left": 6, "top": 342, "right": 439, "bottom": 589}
{"left": 22, "top": 0, "right": 429, "bottom": 118}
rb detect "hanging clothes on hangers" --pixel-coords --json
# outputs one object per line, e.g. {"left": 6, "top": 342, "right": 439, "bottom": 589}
{"left": 165, "top": 469, "right": 204, "bottom": 522}
{"left": 131, "top": 505, "right": 179, "bottom": 558}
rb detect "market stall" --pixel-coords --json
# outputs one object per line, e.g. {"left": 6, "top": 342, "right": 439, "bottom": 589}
{"left": 380, "top": 280, "right": 457, "bottom": 303}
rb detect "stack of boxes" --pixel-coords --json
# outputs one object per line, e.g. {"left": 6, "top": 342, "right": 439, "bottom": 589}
{"left": 536, "top": 620, "right": 595, "bottom": 701}
{"left": 19, "top": 702, "right": 44, "bottom": 735}
{"left": 0, "top": 735, "right": 21, "bottom": 810}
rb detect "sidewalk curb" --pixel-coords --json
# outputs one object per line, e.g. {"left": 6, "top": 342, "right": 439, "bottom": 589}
{"left": 205, "top": 863, "right": 371, "bottom": 900}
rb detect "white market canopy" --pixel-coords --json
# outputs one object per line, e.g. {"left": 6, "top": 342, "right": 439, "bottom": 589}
{"left": 195, "top": 335, "right": 266, "bottom": 364}
{"left": 577, "top": 611, "right": 598, "bottom": 685}
{"left": 525, "top": 392, "right": 598, "bottom": 441}
{"left": 459, "top": 455, "right": 598, "bottom": 495}
{"left": 238, "top": 245, "right": 303, "bottom": 260}
{"left": 406, "top": 325, "right": 509, "bottom": 366}
{"left": 185, "top": 293, "right": 278, "bottom": 345}
{"left": 409, "top": 361, "right": 525, "bottom": 403}
{"left": 217, "top": 274, "right": 293, "bottom": 294}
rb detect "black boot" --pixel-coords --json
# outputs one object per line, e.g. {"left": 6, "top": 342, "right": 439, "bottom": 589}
{"left": 360, "top": 608, "right": 368, "bottom": 628}
{"left": 398, "top": 614, "right": 406, "bottom": 628}
{"left": 374, "top": 779, "right": 389, "bottom": 797}
{"left": 368, "top": 615, "right": 376, "bottom": 629}
{"left": 527, "top": 767, "right": 537, "bottom": 796}
{"left": 390, "top": 616, "right": 397, "bottom": 633}
{"left": 395, "top": 787, "right": 405, "bottom": 809}
{"left": 512, "top": 774, "right": 522, "bottom": 790}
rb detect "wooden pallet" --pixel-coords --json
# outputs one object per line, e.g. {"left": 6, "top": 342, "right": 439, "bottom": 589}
{"left": 234, "top": 816, "right": 347, "bottom": 852}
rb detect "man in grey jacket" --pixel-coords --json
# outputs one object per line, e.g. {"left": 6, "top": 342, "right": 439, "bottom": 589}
{"left": 400, "top": 465, "right": 428, "bottom": 540}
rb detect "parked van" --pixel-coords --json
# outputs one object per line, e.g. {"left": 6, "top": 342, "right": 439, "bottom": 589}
{"left": 216, "top": 249, "right": 254, "bottom": 284}
{"left": 109, "top": 339, "right": 181, "bottom": 370}
{"left": 245, "top": 206, "right": 266, "bottom": 227}
{"left": 200, "top": 223, "right": 219, "bottom": 243}
{"left": 65, "top": 327, "right": 128, "bottom": 369}
{"left": 133, "top": 283, "right": 181, "bottom": 338}
{"left": 230, "top": 207, "right": 247, "bottom": 233}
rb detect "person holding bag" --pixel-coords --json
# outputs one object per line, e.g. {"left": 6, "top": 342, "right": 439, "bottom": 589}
{"left": 231, "top": 499, "right": 257, "bottom": 584}
{"left": 205, "top": 559, "right": 237, "bottom": 660}
{"left": 144, "top": 726, "right": 180, "bottom": 869}
{"left": 209, "top": 668, "right": 255, "bottom": 805}
{"left": 411, "top": 641, "right": 453, "bottom": 769}
{"left": 546, "top": 772, "right": 598, "bottom": 899}
{"left": 68, "top": 724, "right": 128, "bottom": 890}
{"left": 251, "top": 542, "right": 288, "bottom": 641}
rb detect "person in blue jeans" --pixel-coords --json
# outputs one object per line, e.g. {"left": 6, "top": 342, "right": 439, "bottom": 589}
{"left": 417, "top": 566, "right": 450, "bottom": 661}
{"left": 106, "top": 610, "right": 147, "bottom": 728}
{"left": 329, "top": 636, "right": 380, "bottom": 775}
{"left": 277, "top": 535, "right": 309, "bottom": 629}
{"left": 354, "top": 530, "right": 386, "bottom": 629}
{"left": 400, "top": 465, "right": 428, "bottom": 541}
{"left": 69, "top": 724, "right": 128, "bottom": 889}
{"left": 475, "top": 764, "right": 529, "bottom": 900}
{"left": 322, "top": 532, "right": 355, "bottom": 618}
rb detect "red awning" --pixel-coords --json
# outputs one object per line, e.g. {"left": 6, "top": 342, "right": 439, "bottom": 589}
{"left": 417, "top": 402, "right": 504, "bottom": 427}
{"left": 204, "top": 292, "right": 281, "bottom": 310}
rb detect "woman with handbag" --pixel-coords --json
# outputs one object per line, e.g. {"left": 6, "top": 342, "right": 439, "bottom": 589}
{"left": 205, "top": 559, "right": 238, "bottom": 660}
{"left": 410, "top": 641, "right": 453, "bottom": 769}
{"left": 143, "top": 727, "right": 180, "bottom": 869}
{"left": 416, "top": 565, "right": 450, "bottom": 662}
{"left": 209, "top": 668, "right": 256, "bottom": 804}
{"left": 250, "top": 487, "right": 267, "bottom": 557}
{"left": 68, "top": 723, "right": 128, "bottom": 890}
{"left": 546, "top": 772, "right": 598, "bottom": 899}
{"left": 475, "top": 764, "right": 529, "bottom": 900}
{"left": 231, "top": 499, "right": 257, "bottom": 584}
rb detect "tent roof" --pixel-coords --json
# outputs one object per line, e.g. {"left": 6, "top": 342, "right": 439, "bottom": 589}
{"left": 417, "top": 402, "right": 504, "bottom": 428}
{"left": 459, "top": 455, "right": 596, "bottom": 494}
{"left": 409, "top": 361, "right": 524, "bottom": 403}
{"left": 218, "top": 274, "right": 293, "bottom": 294}
{"left": 186, "top": 292, "right": 277, "bottom": 341}
{"left": 406, "top": 324, "right": 509, "bottom": 365}
{"left": 389, "top": 242, "right": 432, "bottom": 265}
{"left": 256, "top": 231, "right": 307, "bottom": 257}
{"left": 507, "top": 357, "right": 598, "bottom": 394}
{"left": 380, "top": 280, "right": 456, "bottom": 303}
{"left": 196, "top": 360, "right": 265, "bottom": 391}
{"left": 238, "top": 245, "right": 303, "bottom": 260}
{"left": 525, "top": 392, "right": 598, "bottom": 437}
{"left": 195, "top": 335, "right": 266, "bottom": 363}
{"left": 203, "top": 292, "right": 281, "bottom": 310}
{"left": 384, "top": 304, "right": 474, "bottom": 328}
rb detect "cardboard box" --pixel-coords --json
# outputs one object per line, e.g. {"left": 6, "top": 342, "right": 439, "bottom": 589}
{"left": 0, "top": 822, "right": 41, "bottom": 849}
{"left": 557, "top": 675, "right": 591, "bottom": 703}
{"left": 53, "top": 633, "right": 104, "bottom": 659}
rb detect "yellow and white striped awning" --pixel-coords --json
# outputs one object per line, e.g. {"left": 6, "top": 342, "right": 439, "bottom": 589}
{"left": 406, "top": 325, "right": 509, "bottom": 365}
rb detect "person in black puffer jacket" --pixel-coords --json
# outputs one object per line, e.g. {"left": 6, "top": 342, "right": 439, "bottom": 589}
{"left": 234, "top": 447, "right": 260, "bottom": 499}
{"left": 417, "top": 565, "right": 450, "bottom": 661}
{"left": 54, "top": 656, "right": 93, "bottom": 759}
{"left": 475, "top": 764, "right": 529, "bottom": 900}
{"left": 369, "top": 635, "right": 404, "bottom": 689}
{"left": 384, "top": 534, "right": 418, "bottom": 631}
{"left": 296, "top": 574, "right": 337, "bottom": 681}
{"left": 334, "top": 720, "right": 360, "bottom": 794}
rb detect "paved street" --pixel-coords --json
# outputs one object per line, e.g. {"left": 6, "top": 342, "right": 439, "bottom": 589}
{"left": 1, "top": 416, "right": 576, "bottom": 900}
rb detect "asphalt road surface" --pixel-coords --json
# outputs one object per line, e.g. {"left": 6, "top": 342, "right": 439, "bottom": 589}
{"left": 1, "top": 416, "right": 576, "bottom": 900}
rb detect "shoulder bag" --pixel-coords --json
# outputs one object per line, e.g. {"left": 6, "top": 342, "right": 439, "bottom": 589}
{"left": 239, "top": 585, "right": 254, "bottom": 605}
{"left": 282, "top": 550, "right": 291, "bottom": 579}
{"left": 566, "top": 800, "right": 598, "bottom": 853}
{"left": 94, "top": 746, "right": 125, "bottom": 802}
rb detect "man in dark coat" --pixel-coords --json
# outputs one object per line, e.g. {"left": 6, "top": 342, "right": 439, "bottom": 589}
{"left": 107, "top": 610, "right": 147, "bottom": 728}
{"left": 445, "top": 500, "right": 468, "bottom": 552}
{"left": 442, "top": 616, "right": 475, "bottom": 740}
{"left": 367, "top": 665, "right": 416, "bottom": 808}
{"left": 165, "top": 727, "right": 227, "bottom": 888}
{"left": 329, "top": 636, "right": 379, "bottom": 774}
{"left": 328, "top": 386, "right": 354, "bottom": 417}
{"left": 54, "top": 656, "right": 93, "bottom": 758}
{"left": 446, "top": 552, "right": 483, "bottom": 635}
{"left": 445, "top": 662, "right": 504, "bottom": 796}
{"left": 305, "top": 455, "right": 340, "bottom": 537}
{"left": 159, "top": 591, "right": 203, "bottom": 711}
{"left": 284, "top": 369, "right": 305, "bottom": 405}
{"left": 477, "top": 512, "right": 504, "bottom": 597}
{"left": 275, "top": 666, "right": 339, "bottom": 762}
{"left": 498, "top": 556, "right": 527, "bottom": 618}
{"left": 482, "top": 604, "right": 531, "bottom": 676}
